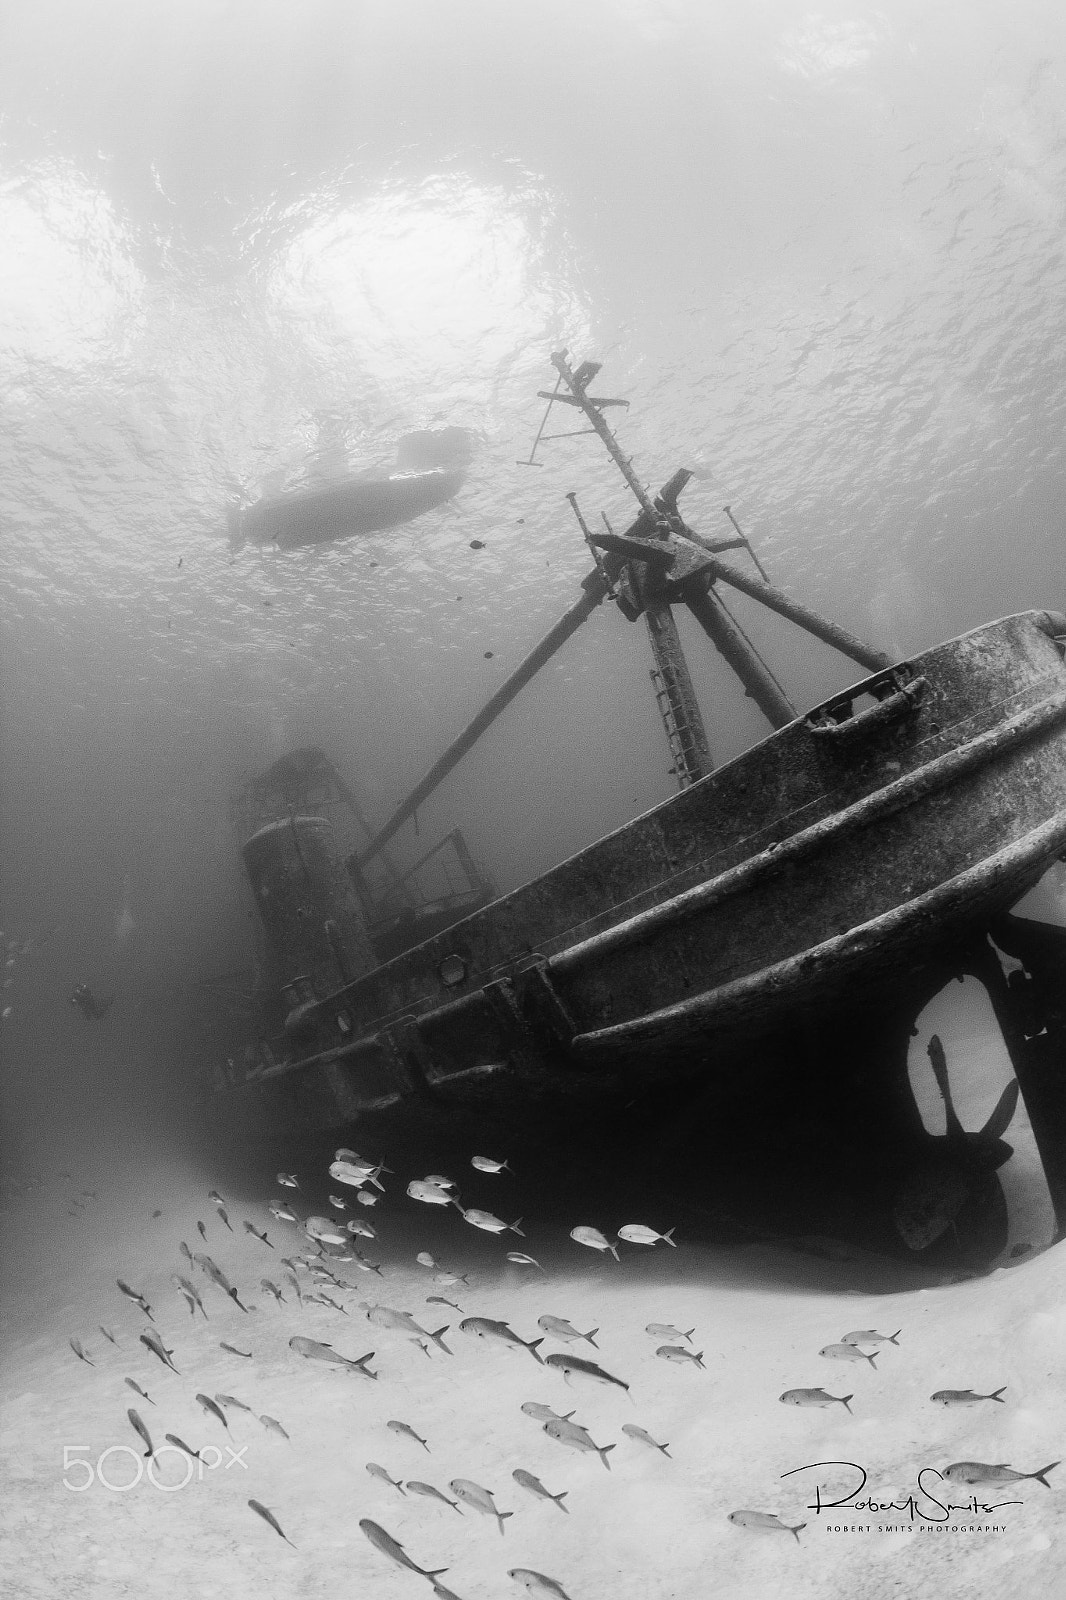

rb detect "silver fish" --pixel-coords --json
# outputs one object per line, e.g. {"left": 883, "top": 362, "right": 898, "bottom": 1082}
{"left": 124, "top": 1378, "right": 155, "bottom": 1405}
{"left": 545, "top": 1351, "right": 628, "bottom": 1391}
{"left": 196, "top": 1393, "right": 229, "bottom": 1429}
{"left": 819, "top": 1343, "right": 877, "bottom": 1367}
{"left": 941, "top": 1460, "right": 1059, "bottom": 1488}
{"left": 216, "top": 1205, "right": 234, "bottom": 1231}
{"left": 512, "top": 1468, "right": 569, "bottom": 1511}
{"left": 537, "top": 1315, "right": 598, "bottom": 1348}
{"left": 840, "top": 1328, "right": 900, "bottom": 1347}
{"left": 387, "top": 1419, "right": 430, "bottom": 1451}
{"left": 215, "top": 1392, "right": 253, "bottom": 1414}
{"left": 329, "top": 1194, "right": 349, "bottom": 1210}
{"left": 407, "top": 1480, "right": 462, "bottom": 1512}
{"left": 269, "top": 1202, "right": 298, "bottom": 1223}
{"left": 99, "top": 1325, "right": 119, "bottom": 1346}
{"left": 408, "top": 1180, "right": 458, "bottom": 1206}
{"left": 208, "top": 1190, "right": 224, "bottom": 1204}
{"left": 361, "top": 1305, "right": 451, "bottom": 1354}
{"left": 780, "top": 1388, "right": 853, "bottom": 1412}
{"left": 173, "top": 1280, "right": 197, "bottom": 1317}
{"left": 542, "top": 1417, "right": 615, "bottom": 1470}
{"left": 930, "top": 1387, "right": 1006, "bottom": 1407}
{"left": 244, "top": 1220, "right": 273, "bottom": 1247}
{"left": 220, "top": 1341, "right": 252, "bottom": 1358}
{"left": 357, "top": 1191, "right": 378, "bottom": 1207}
{"left": 69, "top": 1337, "right": 94, "bottom": 1366}
{"left": 367, "top": 1462, "right": 406, "bottom": 1494}
{"left": 276, "top": 1173, "right": 300, "bottom": 1188}
{"left": 116, "top": 1279, "right": 154, "bottom": 1320}
{"left": 358, "top": 1518, "right": 448, "bottom": 1581}
{"left": 165, "top": 1432, "right": 201, "bottom": 1459}
{"left": 617, "top": 1224, "right": 676, "bottom": 1247}
{"left": 569, "top": 1226, "right": 618, "bottom": 1260}
{"left": 460, "top": 1316, "right": 543, "bottom": 1363}
{"left": 507, "top": 1252, "right": 544, "bottom": 1270}
{"left": 521, "top": 1402, "right": 575, "bottom": 1423}
{"left": 424, "top": 1174, "right": 457, "bottom": 1190}
{"left": 260, "top": 1278, "right": 285, "bottom": 1303}
{"left": 194, "top": 1254, "right": 249, "bottom": 1311}
{"left": 178, "top": 1242, "right": 194, "bottom": 1264}
{"left": 306, "top": 1259, "right": 343, "bottom": 1281}
{"left": 173, "top": 1274, "right": 207, "bottom": 1318}
{"left": 416, "top": 1252, "right": 437, "bottom": 1268}
{"left": 305, "top": 1215, "right": 348, "bottom": 1246}
{"left": 655, "top": 1345, "right": 704, "bottom": 1368}
{"left": 459, "top": 1206, "right": 523, "bottom": 1235}
{"left": 305, "top": 1291, "right": 347, "bottom": 1311}
{"left": 345, "top": 1218, "right": 377, "bottom": 1239}
{"left": 427, "top": 1295, "right": 463, "bottom": 1311}
{"left": 471, "top": 1155, "right": 511, "bottom": 1173}
{"left": 449, "top": 1477, "right": 513, "bottom": 1534}
{"left": 288, "top": 1334, "right": 377, "bottom": 1376}
{"left": 332, "top": 1159, "right": 387, "bottom": 1191}
{"left": 349, "top": 1253, "right": 385, "bottom": 1276}
{"left": 127, "top": 1407, "right": 154, "bottom": 1457}
{"left": 509, "top": 1570, "right": 574, "bottom": 1600}
{"left": 140, "top": 1329, "right": 180, "bottom": 1372}
{"left": 248, "top": 1498, "right": 297, "bottom": 1548}
{"left": 728, "top": 1509, "right": 806, "bottom": 1542}
{"left": 622, "top": 1423, "right": 671, "bottom": 1455}
{"left": 646, "top": 1322, "right": 694, "bottom": 1343}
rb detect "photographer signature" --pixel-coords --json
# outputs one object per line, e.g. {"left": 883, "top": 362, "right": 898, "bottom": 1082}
{"left": 780, "top": 1461, "right": 1023, "bottom": 1522}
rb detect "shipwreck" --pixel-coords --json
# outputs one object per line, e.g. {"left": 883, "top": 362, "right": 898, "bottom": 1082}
{"left": 221, "top": 353, "right": 1066, "bottom": 1261}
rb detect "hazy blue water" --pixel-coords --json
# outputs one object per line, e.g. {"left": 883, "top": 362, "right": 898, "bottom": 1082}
{"left": 2, "top": 0, "right": 1065, "bottom": 1148}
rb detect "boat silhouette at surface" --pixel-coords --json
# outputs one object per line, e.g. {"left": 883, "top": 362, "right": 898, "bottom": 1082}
{"left": 227, "top": 466, "right": 465, "bottom": 552}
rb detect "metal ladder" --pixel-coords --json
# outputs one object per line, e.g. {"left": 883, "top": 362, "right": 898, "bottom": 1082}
{"left": 650, "top": 666, "right": 703, "bottom": 787}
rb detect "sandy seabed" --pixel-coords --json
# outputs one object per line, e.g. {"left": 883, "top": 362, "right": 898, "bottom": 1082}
{"left": 2, "top": 1140, "right": 1064, "bottom": 1600}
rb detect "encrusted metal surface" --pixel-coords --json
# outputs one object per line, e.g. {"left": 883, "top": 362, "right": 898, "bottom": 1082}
{"left": 247, "top": 611, "right": 1066, "bottom": 1112}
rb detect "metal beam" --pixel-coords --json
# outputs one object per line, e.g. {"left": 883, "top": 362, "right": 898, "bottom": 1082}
{"left": 355, "top": 572, "right": 612, "bottom": 866}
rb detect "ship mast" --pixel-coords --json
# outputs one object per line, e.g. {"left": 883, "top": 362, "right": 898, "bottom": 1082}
{"left": 357, "top": 352, "right": 890, "bottom": 867}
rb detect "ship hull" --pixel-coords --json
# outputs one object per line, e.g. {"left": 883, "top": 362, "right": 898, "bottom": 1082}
{"left": 236, "top": 611, "right": 1066, "bottom": 1128}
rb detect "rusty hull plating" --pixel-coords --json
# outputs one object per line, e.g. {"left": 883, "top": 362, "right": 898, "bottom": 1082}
{"left": 240, "top": 609, "right": 1066, "bottom": 1126}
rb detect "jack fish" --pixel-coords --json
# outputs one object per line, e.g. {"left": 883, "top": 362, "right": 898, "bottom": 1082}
{"left": 460, "top": 1316, "right": 543, "bottom": 1363}
{"left": 448, "top": 1477, "right": 513, "bottom": 1533}
{"left": 140, "top": 1329, "right": 179, "bottom": 1373}
{"left": 358, "top": 1518, "right": 448, "bottom": 1581}
{"left": 360, "top": 1304, "right": 451, "bottom": 1353}
{"left": 728, "top": 1509, "right": 806, "bottom": 1541}
{"left": 512, "top": 1468, "right": 569, "bottom": 1511}
{"left": 537, "top": 1315, "right": 598, "bottom": 1348}
{"left": 458, "top": 1207, "right": 523, "bottom": 1235}
{"left": 545, "top": 1351, "right": 628, "bottom": 1392}
{"left": 542, "top": 1417, "right": 615, "bottom": 1469}
{"left": 407, "top": 1480, "right": 462, "bottom": 1512}
{"left": 780, "top": 1388, "right": 853, "bottom": 1412}
{"left": 569, "top": 1226, "right": 618, "bottom": 1260}
{"left": 127, "top": 1408, "right": 154, "bottom": 1457}
{"left": 819, "top": 1343, "right": 877, "bottom": 1367}
{"left": 930, "top": 1387, "right": 1006, "bottom": 1407}
{"left": 288, "top": 1335, "right": 377, "bottom": 1377}
{"left": 940, "top": 1460, "right": 1059, "bottom": 1488}
{"left": 621, "top": 1423, "right": 670, "bottom": 1455}
{"left": 509, "top": 1572, "right": 575, "bottom": 1600}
